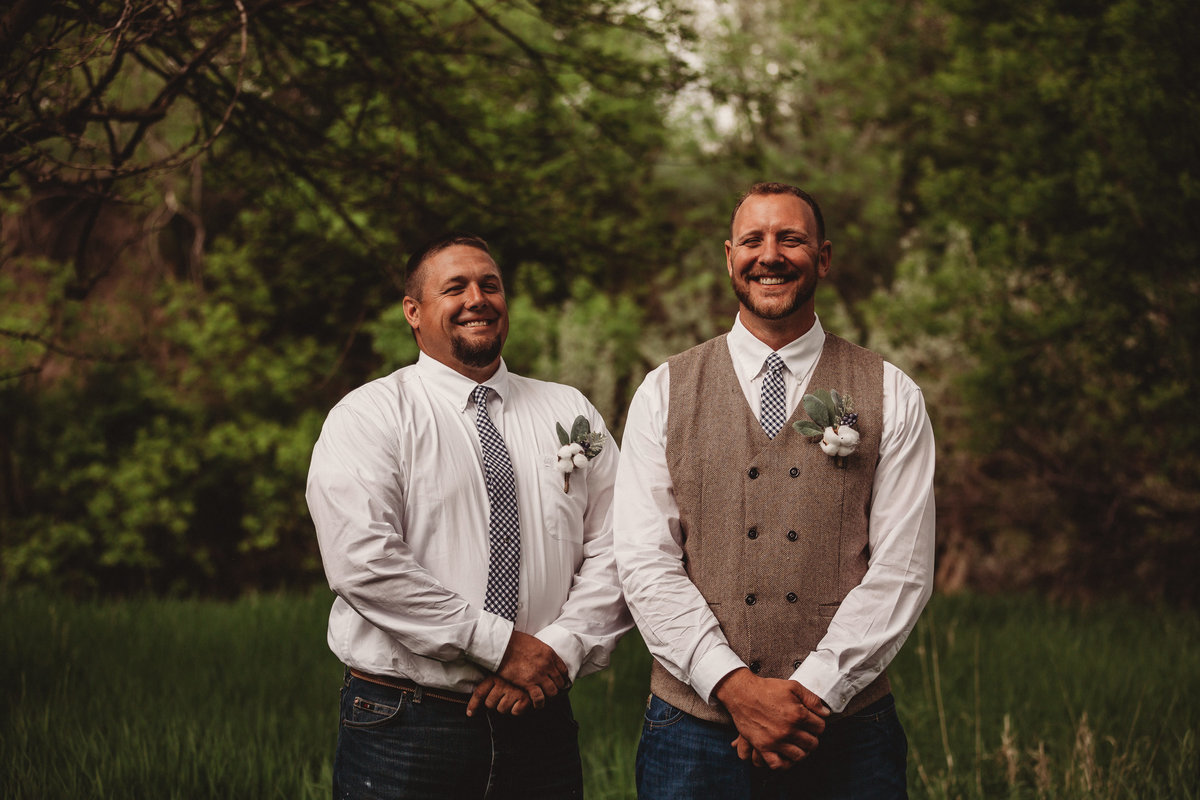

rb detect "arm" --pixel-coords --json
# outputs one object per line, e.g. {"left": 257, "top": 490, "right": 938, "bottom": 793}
{"left": 307, "top": 402, "right": 512, "bottom": 673}
{"left": 612, "top": 366, "right": 746, "bottom": 704}
{"left": 792, "top": 365, "right": 937, "bottom": 712}
{"left": 530, "top": 403, "right": 634, "bottom": 684}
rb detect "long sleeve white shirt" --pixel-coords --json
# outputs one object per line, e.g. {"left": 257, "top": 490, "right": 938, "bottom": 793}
{"left": 307, "top": 353, "right": 632, "bottom": 693}
{"left": 614, "top": 315, "right": 935, "bottom": 713}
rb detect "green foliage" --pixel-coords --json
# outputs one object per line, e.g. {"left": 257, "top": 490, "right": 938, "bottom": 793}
{"left": 893, "top": 0, "right": 1200, "bottom": 601}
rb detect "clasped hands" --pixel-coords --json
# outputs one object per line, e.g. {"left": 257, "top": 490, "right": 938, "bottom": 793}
{"left": 466, "top": 631, "right": 569, "bottom": 717}
{"left": 715, "top": 668, "right": 830, "bottom": 770}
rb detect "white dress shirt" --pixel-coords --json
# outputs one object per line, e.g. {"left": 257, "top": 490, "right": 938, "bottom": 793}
{"left": 307, "top": 353, "right": 631, "bottom": 693}
{"left": 614, "top": 314, "right": 936, "bottom": 713}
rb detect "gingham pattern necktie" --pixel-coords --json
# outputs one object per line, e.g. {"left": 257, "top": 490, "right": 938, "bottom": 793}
{"left": 471, "top": 385, "right": 521, "bottom": 620}
{"left": 759, "top": 353, "right": 787, "bottom": 439}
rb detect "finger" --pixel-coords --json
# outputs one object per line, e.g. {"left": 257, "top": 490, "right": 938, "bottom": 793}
{"left": 485, "top": 682, "right": 509, "bottom": 711}
{"left": 496, "top": 690, "right": 518, "bottom": 715}
{"left": 539, "top": 677, "right": 560, "bottom": 699}
{"left": 511, "top": 696, "right": 531, "bottom": 716}
{"left": 760, "top": 751, "right": 791, "bottom": 771}
{"left": 790, "top": 730, "right": 820, "bottom": 752}
{"left": 733, "top": 737, "right": 755, "bottom": 762}
{"left": 776, "top": 743, "right": 810, "bottom": 763}
{"left": 467, "top": 678, "right": 494, "bottom": 717}
{"left": 528, "top": 685, "right": 546, "bottom": 709}
{"left": 552, "top": 656, "right": 569, "bottom": 687}
{"left": 751, "top": 750, "right": 766, "bottom": 768}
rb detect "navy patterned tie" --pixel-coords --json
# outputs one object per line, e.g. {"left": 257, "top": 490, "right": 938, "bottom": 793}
{"left": 759, "top": 353, "right": 786, "bottom": 439}
{"left": 471, "top": 385, "right": 521, "bottom": 620}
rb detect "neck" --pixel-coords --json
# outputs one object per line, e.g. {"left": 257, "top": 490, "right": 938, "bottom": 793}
{"left": 739, "top": 308, "right": 816, "bottom": 351}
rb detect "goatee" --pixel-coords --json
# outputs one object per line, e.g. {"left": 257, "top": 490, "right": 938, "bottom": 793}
{"left": 452, "top": 334, "right": 503, "bottom": 368}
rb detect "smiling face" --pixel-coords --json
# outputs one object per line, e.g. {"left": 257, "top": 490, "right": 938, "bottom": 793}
{"left": 402, "top": 244, "right": 509, "bottom": 381}
{"left": 725, "top": 192, "right": 831, "bottom": 348}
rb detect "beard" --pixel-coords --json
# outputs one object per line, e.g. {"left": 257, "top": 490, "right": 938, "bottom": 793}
{"left": 451, "top": 330, "right": 503, "bottom": 368}
{"left": 730, "top": 272, "right": 815, "bottom": 320}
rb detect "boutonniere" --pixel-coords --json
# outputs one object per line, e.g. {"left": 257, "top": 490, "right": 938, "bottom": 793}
{"left": 793, "top": 389, "right": 860, "bottom": 468}
{"left": 554, "top": 415, "right": 606, "bottom": 492}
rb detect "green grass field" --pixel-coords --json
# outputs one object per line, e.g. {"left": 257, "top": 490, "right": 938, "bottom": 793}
{"left": 1, "top": 591, "right": 1196, "bottom": 799}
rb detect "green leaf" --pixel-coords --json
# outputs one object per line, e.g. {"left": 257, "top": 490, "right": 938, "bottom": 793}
{"left": 793, "top": 420, "right": 824, "bottom": 437}
{"left": 830, "top": 389, "right": 844, "bottom": 417}
{"left": 556, "top": 422, "right": 570, "bottom": 447}
{"left": 802, "top": 394, "right": 832, "bottom": 428}
{"left": 570, "top": 415, "right": 590, "bottom": 442}
{"left": 813, "top": 389, "right": 835, "bottom": 418}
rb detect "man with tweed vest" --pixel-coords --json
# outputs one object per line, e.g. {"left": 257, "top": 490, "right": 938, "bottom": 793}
{"left": 614, "top": 182, "right": 936, "bottom": 798}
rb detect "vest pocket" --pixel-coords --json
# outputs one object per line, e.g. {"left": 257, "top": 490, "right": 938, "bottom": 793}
{"left": 818, "top": 602, "right": 841, "bottom": 619}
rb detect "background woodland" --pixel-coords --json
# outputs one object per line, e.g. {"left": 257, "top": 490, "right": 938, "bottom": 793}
{"left": 2, "top": 0, "right": 1197, "bottom": 603}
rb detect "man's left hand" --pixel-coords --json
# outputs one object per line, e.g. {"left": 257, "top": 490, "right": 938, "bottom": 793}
{"left": 495, "top": 631, "right": 570, "bottom": 709}
{"left": 466, "top": 674, "right": 531, "bottom": 717}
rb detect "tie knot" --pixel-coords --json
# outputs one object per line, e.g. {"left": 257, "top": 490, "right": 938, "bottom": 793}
{"left": 472, "top": 385, "right": 491, "bottom": 408}
{"left": 765, "top": 353, "right": 784, "bottom": 375}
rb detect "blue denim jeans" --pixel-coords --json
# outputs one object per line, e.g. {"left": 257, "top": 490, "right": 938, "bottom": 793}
{"left": 636, "top": 693, "right": 908, "bottom": 800}
{"left": 332, "top": 670, "right": 582, "bottom": 799}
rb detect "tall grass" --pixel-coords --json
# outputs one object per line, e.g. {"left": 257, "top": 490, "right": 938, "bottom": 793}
{"left": 1, "top": 591, "right": 1196, "bottom": 799}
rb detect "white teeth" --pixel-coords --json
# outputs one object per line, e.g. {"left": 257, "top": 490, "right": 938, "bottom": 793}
{"left": 462, "top": 320, "right": 490, "bottom": 327}
{"left": 757, "top": 277, "right": 788, "bottom": 285}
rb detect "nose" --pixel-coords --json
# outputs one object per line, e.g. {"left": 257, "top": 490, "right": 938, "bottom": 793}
{"left": 463, "top": 282, "right": 487, "bottom": 307}
{"left": 758, "top": 237, "right": 782, "bottom": 265}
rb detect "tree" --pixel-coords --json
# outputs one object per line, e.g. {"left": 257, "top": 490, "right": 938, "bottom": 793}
{"left": 1, "top": 0, "right": 693, "bottom": 594}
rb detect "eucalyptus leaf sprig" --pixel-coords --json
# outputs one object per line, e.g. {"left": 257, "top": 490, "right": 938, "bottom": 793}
{"left": 793, "top": 388, "right": 860, "bottom": 468}
{"left": 555, "top": 415, "right": 606, "bottom": 492}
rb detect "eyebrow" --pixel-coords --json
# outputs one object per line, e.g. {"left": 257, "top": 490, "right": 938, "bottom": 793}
{"left": 737, "top": 227, "right": 810, "bottom": 240}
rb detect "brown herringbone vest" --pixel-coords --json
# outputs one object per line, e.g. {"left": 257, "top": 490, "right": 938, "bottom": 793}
{"left": 652, "top": 332, "right": 890, "bottom": 722}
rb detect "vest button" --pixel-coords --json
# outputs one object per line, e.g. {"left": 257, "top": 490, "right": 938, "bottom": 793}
{"left": 786, "top": 592, "right": 798, "bottom": 603}
{"left": 747, "top": 527, "right": 758, "bottom": 540}
{"left": 792, "top": 659, "right": 802, "bottom": 670}
{"left": 749, "top": 660, "right": 762, "bottom": 674}
{"left": 745, "top": 593, "right": 757, "bottom": 606}
{"left": 748, "top": 467, "right": 759, "bottom": 479}
{"left": 789, "top": 467, "right": 799, "bottom": 477}
{"left": 787, "top": 530, "right": 798, "bottom": 541}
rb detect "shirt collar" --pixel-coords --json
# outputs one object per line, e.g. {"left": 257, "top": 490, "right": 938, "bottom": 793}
{"left": 728, "top": 312, "right": 826, "bottom": 383}
{"left": 415, "top": 352, "right": 511, "bottom": 411}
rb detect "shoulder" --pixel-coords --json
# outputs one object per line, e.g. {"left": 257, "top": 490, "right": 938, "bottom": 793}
{"left": 823, "top": 332, "right": 884, "bottom": 366}
{"left": 325, "top": 366, "right": 418, "bottom": 428}
{"left": 667, "top": 334, "right": 727, "bottom": 370}
{"left": 507, "top": 372, "right": 589, "bottom": 406}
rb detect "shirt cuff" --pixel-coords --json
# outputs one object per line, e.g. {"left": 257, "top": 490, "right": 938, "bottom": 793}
{"left": 468, "top": 610, "right": 515, "bottom": 673}
{"left": 691, "top": 645, "right": 747, "bottom": 706}
{"left": 792, "top": 651, "right": 851, "bottom": 713}
{"left": 534, "top": 624, "right": 587, "bottom": 683}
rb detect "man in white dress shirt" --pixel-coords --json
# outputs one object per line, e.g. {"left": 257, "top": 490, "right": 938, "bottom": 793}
{"left": 614, "top": 183, "right": 935, "bottom": 798}
{"left": 307, "top": 232, "right": 631, "bottom": 799}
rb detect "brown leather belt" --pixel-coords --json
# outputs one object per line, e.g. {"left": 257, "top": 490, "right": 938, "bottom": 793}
{"left": 349, "top": 669, "right": 472, "bottom": 705}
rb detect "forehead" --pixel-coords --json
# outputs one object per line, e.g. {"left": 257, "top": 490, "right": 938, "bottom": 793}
{"left": 731, "top": 193, "right": 817, "bottom": 237}
{"left": 422, "top": 244, "right": 501, "bottom": 282}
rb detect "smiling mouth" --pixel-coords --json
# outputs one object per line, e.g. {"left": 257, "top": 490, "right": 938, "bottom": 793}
{"left": 459, "top": 319, "right": 494, "bottom": 328}
{"left": 751, "top": 275, "right": 794, "bottom": 285}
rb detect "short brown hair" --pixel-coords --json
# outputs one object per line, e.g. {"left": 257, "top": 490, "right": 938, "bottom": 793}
{"left": 730, "top": 182, "right": 826, "bottom": 243}
{"left": 403, "top": 232, "right": 491, "bottom": 299}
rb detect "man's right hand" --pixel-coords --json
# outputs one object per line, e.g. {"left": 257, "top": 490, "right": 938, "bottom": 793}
{"left": 495, "top": 631, "right": 569, "bottom": 709}
{"left": 714, "top": 668, "right": 829, "bottom": 770}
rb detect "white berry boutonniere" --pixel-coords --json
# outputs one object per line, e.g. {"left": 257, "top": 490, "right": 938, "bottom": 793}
{"left": 793, "top": 389, "right": 859, "bottom": 468}
{"left": 555, "top": 415, "right": 606, "bottom": 492}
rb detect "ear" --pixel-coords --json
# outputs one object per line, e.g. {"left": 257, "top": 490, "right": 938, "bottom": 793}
{"left": 725, "top": 240, "right": 734, "bottom": 278}
{"left": 817, "top": 241, "right": 832, "bottom": 279}
{"left": 402, "top": 296, "right": 420, "bottom": 330}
